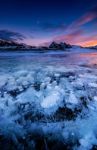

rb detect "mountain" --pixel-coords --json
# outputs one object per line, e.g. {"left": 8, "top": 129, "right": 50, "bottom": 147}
{"left": 0, "top": 39, "right": 72, "bottom": 51}
{"left": 49, "top": 41, "right": 72, "bottom": 50}
{"left": 88, "top": 45, "right": 97, "bottom": 49}
{"left": 0, "top": 39, "right": 20, "bottom": 47}
{"left": 0, "top": 39, "right": 35, "bottom": 50}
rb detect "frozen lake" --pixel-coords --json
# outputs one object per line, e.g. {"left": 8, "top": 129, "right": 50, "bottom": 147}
{"left": 0, "top": 48, "right": 97, "bottom": 73}
{"left": 0, "top": 48, "right": 97, "bottom": 150}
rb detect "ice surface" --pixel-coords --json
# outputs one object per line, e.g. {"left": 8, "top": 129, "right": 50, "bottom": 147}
{"left": 0, "top": 63, "right": 97, "bottom": 149}
{"left": 41, "top": 91, "right": 60, "bottom": 108}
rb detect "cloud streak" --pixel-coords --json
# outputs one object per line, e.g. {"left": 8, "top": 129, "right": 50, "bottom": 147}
{"left": 54, "top": 29, "right": 84, "bottom": 43}
{"left": 51, "top": 5, "right": 97, "bottom": 47}
{"left": 68, "top": 5, "right": 97, "bottom": 31}
{"left": 0, "top": 30, "right": 25, "bottom": 41}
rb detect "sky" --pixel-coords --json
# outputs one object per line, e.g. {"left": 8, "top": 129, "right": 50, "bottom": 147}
{"left": 0, "top": 0, "right": 97, "bottom": 46}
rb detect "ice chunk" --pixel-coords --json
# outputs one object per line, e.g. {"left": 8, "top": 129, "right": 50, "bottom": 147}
{"left": 0, "top": 75, "right": 8, "bottom": 87}
{"left": 41, "top": 85, "right": 64, "bottom": 110}
{"left": 94, "top": 96, "right": 97, "bottom": 101}
{"left": 41, "top": 92, "right": 60, "bottom": 108}
{"left": 67, "top": 91, "right": 78, "bottom": 105}
{"left": 88, "top": 83, "right": 97, "bottom": 88}
{"left": 17, "top": 88, "right": 39, "bottom": 104}
{"left": 79, "top": 133, "right": 97, "bottom": 150}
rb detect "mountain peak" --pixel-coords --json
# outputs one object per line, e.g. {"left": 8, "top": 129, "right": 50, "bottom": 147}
{"left": 49, "top": 41, "right": 72, "bottom": 50}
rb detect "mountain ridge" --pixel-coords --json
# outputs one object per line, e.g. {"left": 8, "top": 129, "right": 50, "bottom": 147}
{"left": 0, "top": 39, "right": 96, "bottom": 51}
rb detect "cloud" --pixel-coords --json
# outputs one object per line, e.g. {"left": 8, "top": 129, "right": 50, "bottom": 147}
{"left": 68, "top": 5, "right": 97, "bottom": 30}
{"left": 29, "top": 4, "right": 97, "bottom": 47}
{"left": 53, "top": 27, "right": 97, "bottom": 47}
{"left": 53, "top": 29, "right": 84, "bottom": 44}
{"left": 51, "top": 5, "right": 97, "bottom": 47}
{"left": 76, "top": 34, "right": 97, "bottom": 47}
{"left": 71, "top": 12, "right": 97, "bottom": 28}
{"left": 0, "top": 30, "right": 25, "bottom": 41}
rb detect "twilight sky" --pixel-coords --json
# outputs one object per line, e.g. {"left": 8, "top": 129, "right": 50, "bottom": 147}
{"left": 0, "top": 0, "right": 97, "bottom": 46}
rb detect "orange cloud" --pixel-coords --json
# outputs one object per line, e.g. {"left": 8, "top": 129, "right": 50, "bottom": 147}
{"left": 79, "top": 40, "right": 97, "bottom": 47}
{"left": 54, "top": 29, "right": 97, "bottom": 47}
{"left": 75, "top": 34, "right": 97, "bottom": 47}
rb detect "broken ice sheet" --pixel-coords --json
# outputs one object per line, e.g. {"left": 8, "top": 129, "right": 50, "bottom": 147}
{"left": 0, "top": 65, "right": 97, "bottom": 149}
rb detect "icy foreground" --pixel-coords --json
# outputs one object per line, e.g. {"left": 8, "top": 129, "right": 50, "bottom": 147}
{"left": 1, "top": 65, "right": 97, "bottom": 150}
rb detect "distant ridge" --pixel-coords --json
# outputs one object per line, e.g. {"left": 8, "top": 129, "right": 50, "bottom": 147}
{"left": 0, "top": 39, "right": 34, "bottom": 50}
{"left": 0, "top": 40, "right": 72, "bottom": 51}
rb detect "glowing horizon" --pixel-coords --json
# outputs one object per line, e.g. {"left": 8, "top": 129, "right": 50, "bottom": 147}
{"left": 0, "top": 0, "right": 97, "bottom": 47}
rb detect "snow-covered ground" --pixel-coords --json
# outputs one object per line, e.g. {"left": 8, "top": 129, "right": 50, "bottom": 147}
{"left": 0, "top": 49, "right": 97, "bottom": 150}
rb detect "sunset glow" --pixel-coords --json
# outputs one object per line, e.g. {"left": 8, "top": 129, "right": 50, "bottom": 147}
{"left": 0, "top": 0, "right": 97, "bottom": 47}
